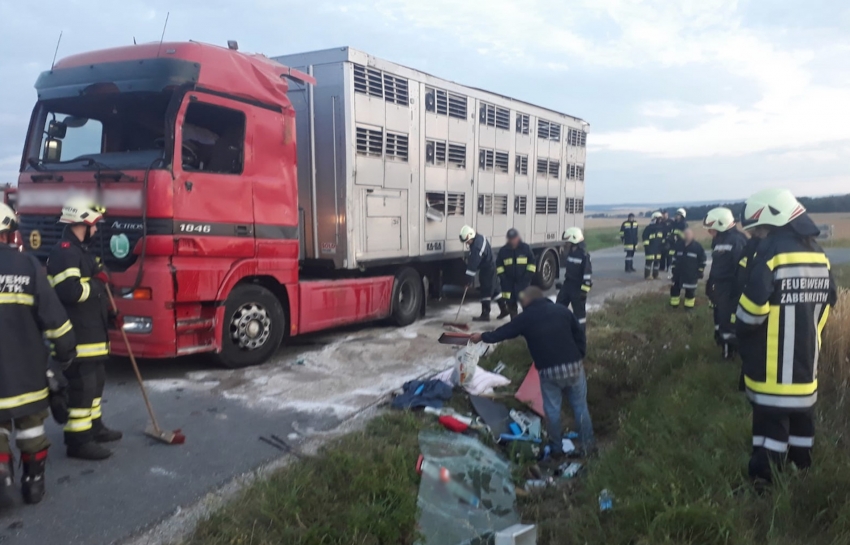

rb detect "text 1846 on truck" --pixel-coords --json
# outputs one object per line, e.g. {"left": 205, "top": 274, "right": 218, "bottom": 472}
{"left": 15, "top": 41, "right": 589, "bottom": 368}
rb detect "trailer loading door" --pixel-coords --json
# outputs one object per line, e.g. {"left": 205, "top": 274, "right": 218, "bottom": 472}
{"left": 363, "top": 189, "right": 408, "bottom": 253}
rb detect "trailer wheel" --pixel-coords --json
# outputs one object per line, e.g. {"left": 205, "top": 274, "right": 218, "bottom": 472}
{"left": 535, "top": 250, "right": 558, "bottom": 291}
{"left": 215, "top": 284, "right": 285, "bottom": 368}
{"left": 390, "top": 267, "right": 423, "bottom": 326}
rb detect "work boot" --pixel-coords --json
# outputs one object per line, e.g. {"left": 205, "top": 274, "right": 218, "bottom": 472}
{"left": 21, "top": 450, "right": 47, "bottom": 505}
{"left": 472, "top": 302, "right": 491, "bottom": 322}
{"left": 92, "top": 421, "right": 123, "bottom": 443}
{"left": 496, "top": 300, "right": 510, "bottom": 320}
{"left": 67, "top": 442, "right": 112, "bottom": 461}
{"left": 0, "top": 455, "right": 14, "bottom": 509}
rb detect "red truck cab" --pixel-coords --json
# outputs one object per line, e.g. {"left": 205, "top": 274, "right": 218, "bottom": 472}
{"left": 15, "top": 42, "right": 412, "bottom": 367}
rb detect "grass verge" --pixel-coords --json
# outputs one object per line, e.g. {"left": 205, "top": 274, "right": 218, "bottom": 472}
{"left": 584, "top": 226, "right": 623, "bottom": 252}
{"left": 188, "top": 288, "right": 850, "bottom": 545}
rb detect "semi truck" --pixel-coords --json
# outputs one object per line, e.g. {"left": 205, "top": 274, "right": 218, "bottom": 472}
{"left": 14, "top": 41, "right": 589, "bottom": 368}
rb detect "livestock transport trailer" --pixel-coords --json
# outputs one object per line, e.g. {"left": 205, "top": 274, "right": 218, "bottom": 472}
{"left": 14, "top": 41, "right": 588, "bottom": 368}
{"left": 275, "top": 47, "right": 589, "bottom": 291}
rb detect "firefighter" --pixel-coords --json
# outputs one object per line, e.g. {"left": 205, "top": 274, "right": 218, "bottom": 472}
{"left": 668, "top": 208, "right": 688, "bottom": 269}
{"left": 669, "top": 228, "right": 706, "bottom": 309}
{"left": 642, "top": 212, "right": 663, "bottom": 279}
{"left": 496, "top": 228, "right": 536, "bottom": 319}
{"left": 459, "top": 225, "right": 508, "bottom": 322}
{"left": 619, "top": 213, "right": 639, "bottom": 272}
{"left": 658, "top": 211, "right": 672, "bottom": 272}
{"left": 556, "top": 227, "right": 592, "bottom": 330}
{"left": 736, "top": 189, "right": 837, "bottom": 484}
{"left": 0, "top": 203, "right": 76, "bottom": 508}
{"left": 703, "top": 207, "right": 747, "bottom": 358}
{"left": 47, "top": 197, "right": 122, "bottom": 460}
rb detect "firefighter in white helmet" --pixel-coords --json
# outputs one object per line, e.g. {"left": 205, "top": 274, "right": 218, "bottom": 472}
{"left": 47, "top": 196, "right": 122, "bottom": 460}
{"left": 556, "top": 227, "right": 592, "bottom": 330}
{"left": 459, "top": 225, "right": 508, "bottom": 322}
{"left": 0, "top": 203, "right": 76, "bottom": 508}
{"left": 667, "top": 208, "right": 688, "bottom": 270}
{"left": 642, "top": 212, "right": 664, "bottom": 279}
{"left": 703, "top": 207, "right": 747, "bottom": 358}
{"left": 736, "top": 189, "right": 837, "bottom": 484}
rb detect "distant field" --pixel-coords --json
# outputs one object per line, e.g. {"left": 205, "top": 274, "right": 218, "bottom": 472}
{"left": 584, "top": 212, "right": 850, "bottom": 249}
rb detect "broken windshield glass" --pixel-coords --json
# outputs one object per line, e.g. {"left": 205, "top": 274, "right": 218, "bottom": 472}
{"left": 416, "top": 430, "right": 519, "bottom": 545}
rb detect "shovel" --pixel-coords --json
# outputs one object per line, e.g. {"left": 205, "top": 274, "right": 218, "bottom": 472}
{"left": 104, "top": 285, "right": 185, "bottom": 445}
{"left": 443, "top": 286, "right": 470, "bottom": 331}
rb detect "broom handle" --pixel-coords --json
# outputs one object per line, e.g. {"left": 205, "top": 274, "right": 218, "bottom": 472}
{"left": 455, "top": 286, "right": 468, "bottom": 323}
{"left": 104, "top": 285, "right": 163, "bottom": 433}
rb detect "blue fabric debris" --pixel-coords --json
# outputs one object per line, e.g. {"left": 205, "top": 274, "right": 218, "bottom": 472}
{"left": 391, "top": 380, "right": 453, "bottom": 410}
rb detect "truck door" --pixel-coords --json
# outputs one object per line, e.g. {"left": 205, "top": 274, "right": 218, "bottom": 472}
{"left": 171, "top": 92, "right": 255, "bottom": 299}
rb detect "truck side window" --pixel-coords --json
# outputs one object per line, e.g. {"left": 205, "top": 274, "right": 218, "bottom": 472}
{"left": 182, "top": 102, "right": 246, "bottom": 175}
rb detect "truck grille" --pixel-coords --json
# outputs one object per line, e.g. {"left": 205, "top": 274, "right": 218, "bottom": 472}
{"left": 17, "top": 214, "right": 157, "bottom": 272}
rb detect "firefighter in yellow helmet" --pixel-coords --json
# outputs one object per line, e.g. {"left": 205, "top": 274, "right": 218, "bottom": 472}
{"left": 47, "top": 197, "right": 122, "bottom": 460}
{"left": 703, "top": 207, "right": 747, "bottom": 359}
{"left": 736, "top": 189, "right": 837, "bottom": 484}
{"left": 0, "top": 203, "right": 76, "bottom": 508}
{"left": 556, "top": 227, "right": 592, "bottom": 330}
{"left": 459, "top": 225, "right": 508, "bottom": 322}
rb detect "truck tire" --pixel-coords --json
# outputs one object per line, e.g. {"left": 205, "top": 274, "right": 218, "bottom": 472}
{"left": 534, "top": 250, "right": 558, "bottom": 291}
{"left": 390, "top": 267, "right": 423, "bottom": 326}
{"left": 215, "top": 284, "right": 286, "bottom": 368}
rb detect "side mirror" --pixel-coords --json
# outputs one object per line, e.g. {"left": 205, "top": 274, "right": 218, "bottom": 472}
{"left": 43, "top": 138, "right": 62, "bottom": 162}
{"left": 47, "top": 120, "right": 67, "bottom": 139}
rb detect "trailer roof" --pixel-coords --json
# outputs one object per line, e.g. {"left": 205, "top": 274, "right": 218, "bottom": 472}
{"left": 274, "top": 46, "right": 589, "bottom": 128}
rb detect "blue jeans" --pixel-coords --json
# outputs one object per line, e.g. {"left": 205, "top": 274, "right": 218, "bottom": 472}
{"left": 540, "top": 368, "right": 595, "bottom": 454}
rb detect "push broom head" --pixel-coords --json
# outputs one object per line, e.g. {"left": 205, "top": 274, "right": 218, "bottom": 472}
{"left": 145, "top": 426, "right": 186, "bottom": 445}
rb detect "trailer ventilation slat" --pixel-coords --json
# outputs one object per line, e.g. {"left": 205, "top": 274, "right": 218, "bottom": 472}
{"left": 535, "top": 196, "right": 548, "bottom": 215}
{"left": 537, "top": 119, "right": 561, "bottom": 141}
{"left": 447, "top": 192, "right": 466, "bottom": 215}
{"left": 549, "top": 123, "right": 561, "bottom": 142}
{"left": 448, "top": 93, "right": 467, "bottom": 119}
{"left": 478, "top": 194, "right": 494, "bottom": 215}
{"left": 425, "top": 87, "right": 449, "bottom": 115}
{"left": 514, "top": 195, "right": 528, "bottom": 215}
{"left": 536, "top": 158, "right": 548, "bottom": 175}
{"left": 494, "top": 151, "right": 510, "bottom": 173}
{"left": 568, "top": 128, "right": 588, "bottom": 147}
{"left": 385, "top": 132, "right": 409, "bottom": 162}
{"left": 493, "top": 194, "right": 509, "bottom": 215}
{"left": 495, "top": 107, "right": 510, "bottom": 130}
{"left": 480, "top": 103, "right": 497, "bottom": 127}
{"left": 353, "top": 64, "right": 368, "bottom": 94}
{"left": 565, "top": 198, "right": 585, "bottom": 214}
{"left": 515, "top": 155, "right": 528, "bottom": 175}
{"left": 548, "top": 160, "right": 560, "bottom": 179}
{"left": 448, "top": 143, "right": 466, "bottom": 168}
{"left": 567, "top": 164, "right": 576, "bottom": 180}
{"left": 516, "top": 113, "right": 530, "bottom": 135}
{"left": 426, "top": 140, "right": 447, "bottom": 165}
{"left": 546, "top": 197, "right": 558, "bottom": 214}
{"left": 576, "top": 165, "right": 585, "bottom": 181}
{"left": 356, "top": 126, "right": 383, "bottom": 157}
{"left": 384, "top": 74, "right": 409, "bottom": 105}
{"left": 479, "top": 148, "right": 495, "bottom": 170}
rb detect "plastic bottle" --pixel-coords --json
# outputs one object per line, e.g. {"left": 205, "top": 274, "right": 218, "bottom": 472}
{"left": 598, "top": 489, "right": 614, "bottom": 512}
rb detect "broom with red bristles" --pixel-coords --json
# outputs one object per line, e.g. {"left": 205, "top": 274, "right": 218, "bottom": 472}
{"left": 105, "top": 285, "right": 185, "bottom": 445}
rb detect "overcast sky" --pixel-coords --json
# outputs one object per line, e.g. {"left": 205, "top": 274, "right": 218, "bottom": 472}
{"left": 1, "top": 0, "right": 848, "bottom": 205}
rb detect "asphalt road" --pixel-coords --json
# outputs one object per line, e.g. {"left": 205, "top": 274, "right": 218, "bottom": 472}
{"left": 0, "top": 245, "right": 846, "bottom": 545}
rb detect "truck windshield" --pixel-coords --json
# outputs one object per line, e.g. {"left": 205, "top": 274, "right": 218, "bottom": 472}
{"left": 26, "top": 91, "right": 174, "bottom": 172}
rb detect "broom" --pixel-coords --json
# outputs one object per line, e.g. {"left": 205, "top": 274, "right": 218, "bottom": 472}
{"left": 105, "top": 284, "right": 185, "bottom": 445}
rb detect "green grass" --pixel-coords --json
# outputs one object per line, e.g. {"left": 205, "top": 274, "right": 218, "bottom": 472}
{"left": 833, "top": 263, "right": 850, "bottom": 288}
{"left": 584, "top": 226, "right": 623, "bottom": 252}
{"left": 187, "top": 293, "right": 850, "bottom": 545}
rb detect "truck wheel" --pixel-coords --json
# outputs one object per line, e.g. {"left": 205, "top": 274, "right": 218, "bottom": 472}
{"left": 535, "top": 250, "right": 558, "bottom": 291}
{"left": 390, "top": 267, "right": 423, "bottom": 326}
{"left": 215, "top": 284, "right": 285, "bottom": 368}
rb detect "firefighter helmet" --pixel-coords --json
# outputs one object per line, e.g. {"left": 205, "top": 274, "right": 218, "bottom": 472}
{"left": 459, "top": 225, "right": 476, "bottom": 243}
{"left": 0, "top": 203, "right": 17, "bottom": 234}
{"left": 676, "top": 208, "right": 687, "bottom": 218}
{"left": 741, "top": 189, "right": 805, "bottom": 230}
{"left": 59, "top": 196, "right": 106, "bottom": 225}
{"left": 703, "top": 207, "right": 736, "bottom": 232}
{"left": 651, "top": 211, "right": 663, "bottom": 220}
{"left": 562, "top": 227, "right": 584, "bottom": 243}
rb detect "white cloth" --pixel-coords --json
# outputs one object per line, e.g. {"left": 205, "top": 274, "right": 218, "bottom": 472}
{"left": 434, "top": 365, "right": 511, "bottom": 396}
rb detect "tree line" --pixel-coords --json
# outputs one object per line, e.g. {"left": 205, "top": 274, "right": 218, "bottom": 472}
{"left": 635, "top": 193, "right": 850, "bottom": 220}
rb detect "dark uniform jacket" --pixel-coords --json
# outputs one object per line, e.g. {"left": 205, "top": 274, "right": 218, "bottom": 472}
{"left": 496, "top": 242, "right": 536, "bottom": 300}
{"left": 481, "top": 298, "right": 586, "bottom": 370}
{"left": 672, "top": 240, "right": 707, "bottom": 287}
{"left": 619, "top": 220, "right": 639, "bottom": 250}
{"left": 659, "top": 219, "right": 673, "bottom": 249}
{"left": 47, "top": 230, "right": 110, "bottom": 360}
{"left": 668, "top": 218, "right": 688, "bottom": 257}
{"left": 707, "top": 229, "right": 748, "bottom": 299}
{"left": 465, "top": 234, "right": 495, "bottom": 279}
{"left": 642, "top": 222, "right": 663, "bottom": 257}
{"left": 559, "top": 243, "right": 592, "bottom": 296}
{"left": 0, "top": 244, "right": 76, "bottom": 420}
{"left": 734, "top": 236, "right": 761, "bottom": 302}
{"left": 736, "top": 217, "right": 837, "bottom": 410}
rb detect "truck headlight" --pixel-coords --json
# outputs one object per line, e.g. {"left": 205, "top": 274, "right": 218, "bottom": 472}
{"left": 122, "top": 316, "right": 153, "bottom": 334}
